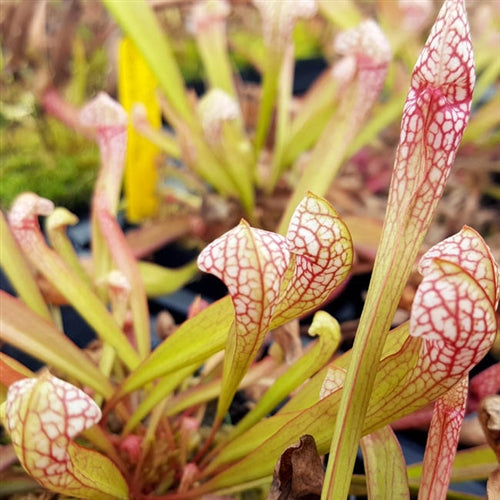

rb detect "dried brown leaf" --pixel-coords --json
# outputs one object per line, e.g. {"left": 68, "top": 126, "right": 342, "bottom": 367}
{"left": 479, "top": 395, "right": 500, "bottom": 499}
{"left": 479, "top": 395, "right": 500, "bottom": 461}
{"left": 267, "top": 434, "right": 324, "bottom": 500}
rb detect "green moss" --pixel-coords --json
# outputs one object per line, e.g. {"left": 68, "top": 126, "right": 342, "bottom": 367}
{"left": 0, "top": 115, "right": 98, "bottom": 213}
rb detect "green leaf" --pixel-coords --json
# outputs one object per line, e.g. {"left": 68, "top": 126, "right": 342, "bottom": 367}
{"left": 360, "top": 426, "right": 410, "bottom": 500}
{"left": 0, "top": 211, "right": 51, "bottom": 321}
{"left": 323, "top": 1, "right": 476, "bottom": 496}
{"left": 201, "top": 392, "right": 341, "bottom": 491}
{"left": 163, "top": 357, "right": 275, "bottom": 420}
{"left": 123, "top": 363, "right": 198, "bottom": 435}
{"left": 202, "top": 325, "right": 415, "bottom": 482}
{"left": 102, "top": 0, "right": 192, "bottom": 123}
{"left": 115, "top": 297, "right": 233, "bottom": 396}
{"left": 0, "top": 291, "right": 114, "bottom": 398}
{"left": 200, "top": 307, "right": 496, "bottom": 493}
{"left": 407, "top": 445, "right": 497, "bottom": 484}
{"left": 197, "top": 194, "right": 352, "bottom": 425}
{"left": 230, "top": 311, "right": 341, "bottom": 439}
{"left": 282, "top": 78, "right": 340, "bottom": 169}
{"left": 67, "top": 443, "right": 129, "bottom": 500}
{"left": 8, "top": 193, "right": 140, "bottom": 370}
{"left": 138, "top": 260, "right": 199, "bottom": 297}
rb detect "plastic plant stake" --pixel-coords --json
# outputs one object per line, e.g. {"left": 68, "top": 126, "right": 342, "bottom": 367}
{"left": 119, "top": 38, "right": 161, "bottom": 222}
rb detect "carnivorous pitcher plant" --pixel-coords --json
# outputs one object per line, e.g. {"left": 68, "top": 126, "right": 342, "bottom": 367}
{"left": 1, "top": 0, "right": 498, "bottom": 499}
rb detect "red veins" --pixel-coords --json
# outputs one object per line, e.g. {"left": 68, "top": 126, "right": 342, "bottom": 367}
{"left": 410, "top": 226, "right": 499, "bottom": 379}
{"left": 198, "top": 192, "right": 353, "bottom": 340}
{"left": 419, "top": 376, "right": 469, "bottom": 499}
{"left": 387, "top": 0, "right": 474, "bottom": 229}
{"left": 418, "top": 226, "right": 500, "bottom": 308}
{"left": 80, "top": 91, "right": 127, "bottom": 147}
{"left": 199, "top": 219, "right": 289, "bottom": 342}
{"left": 5, "top": 373, "right": 101, "bottom": 488}
{"left": 271, "top": 192, "right": 352, "bottom": 327}
{"left": 366, "top": 227, "right": 498, "bottom": 431}
{"left": 8, "top": 194, "right": 61, "bottom": 292}
{"left": 198, "top": 193, "right": 352, "bottom": 423}
{"left": 332, "top": 19, "right": 391, "bottom": 130}
{"left": 8, "top": 193, "right": 54, "bottom": 253}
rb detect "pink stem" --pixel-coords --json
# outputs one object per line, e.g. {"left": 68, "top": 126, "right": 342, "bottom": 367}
{"left": 41, "top": 88, "right": 95, "bottom": 140}
{"left": 418, "top": 377, "right": 468, "bottom": 499}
